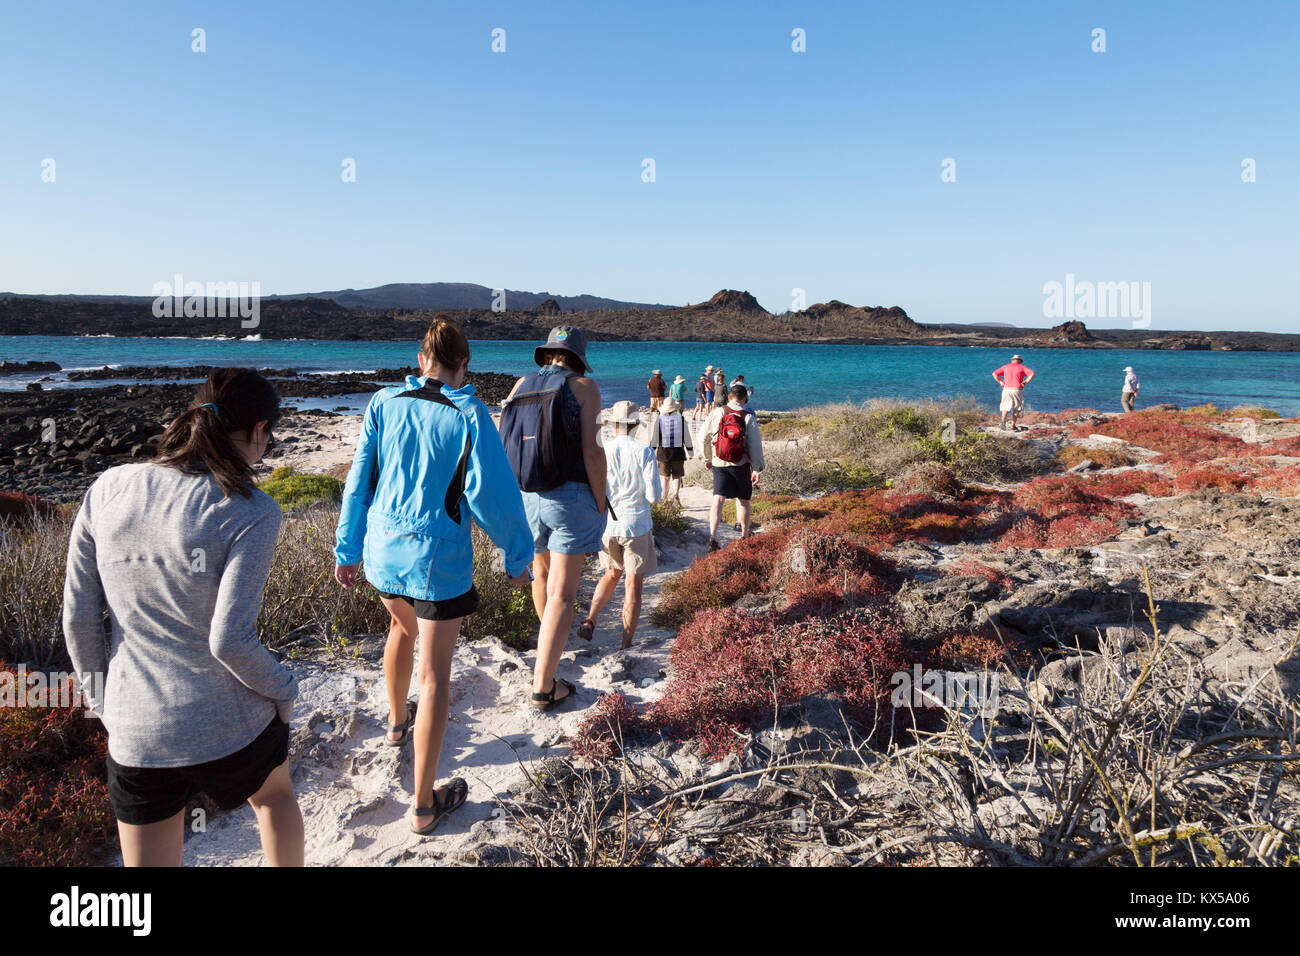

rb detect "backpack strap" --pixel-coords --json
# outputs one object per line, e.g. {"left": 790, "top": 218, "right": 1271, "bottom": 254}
{"left": 395, "top": 379, "right": 474, "bottom": 523}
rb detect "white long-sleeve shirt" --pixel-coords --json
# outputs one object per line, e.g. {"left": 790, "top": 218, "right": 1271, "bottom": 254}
{"left": 1123, "top": 371, "right": 1140, "bottom": 392}
{"left": 603, "top": 433, "right": 662, "bottom": 538}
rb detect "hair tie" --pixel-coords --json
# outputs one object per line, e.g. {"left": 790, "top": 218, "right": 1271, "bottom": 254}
{"left": 199, "top": 403, "right": 220, "bottom": 415}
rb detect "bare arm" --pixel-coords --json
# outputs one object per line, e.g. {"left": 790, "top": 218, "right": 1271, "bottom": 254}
{"left": 570, "top": 376, "right": 607, "bottom": 512}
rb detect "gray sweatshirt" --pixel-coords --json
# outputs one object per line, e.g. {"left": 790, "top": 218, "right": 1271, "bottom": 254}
{"left": 62, "top": 462, "right": 298, "bottom": 768}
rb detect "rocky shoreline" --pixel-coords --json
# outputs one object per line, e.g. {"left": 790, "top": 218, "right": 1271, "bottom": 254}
{"left": 0, "top": 367, "right": 517, "bottom": 501}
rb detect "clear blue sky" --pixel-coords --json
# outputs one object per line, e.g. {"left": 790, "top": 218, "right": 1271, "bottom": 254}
{"left": 2, "top": 0, "right": 1297, "bottom": 331}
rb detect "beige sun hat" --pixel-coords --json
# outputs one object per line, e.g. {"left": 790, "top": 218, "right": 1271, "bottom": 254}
{"left": 673, "top": 375, "right": 686, "bottom": 384}
{"left": 662, "top": 398, "right": 683, "bottom": 412}
{"left": 600, "top": 400, "right": 640, "bottom": 425}
{"left": 652, "top": 369, "right": 662, "bottom": 375}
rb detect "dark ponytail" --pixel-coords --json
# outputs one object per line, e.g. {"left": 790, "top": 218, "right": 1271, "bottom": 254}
{"left": 153, "top": 368, "right": 281, "bottom": 497}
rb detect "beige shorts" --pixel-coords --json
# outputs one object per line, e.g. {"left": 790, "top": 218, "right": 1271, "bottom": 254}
{"left": 999, "top": 387, "right": 1025, "bottom": 414}
{"left": 600, "top": 532, "right": 658, "bottom": 575}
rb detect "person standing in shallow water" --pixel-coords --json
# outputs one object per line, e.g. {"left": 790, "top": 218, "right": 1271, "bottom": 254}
{"left": 63, "top": 368, "right": 303, "bottom": 866}
{"left": 500, "top": 326, "right": 607, "bottom": 713}
{"left": 334, "top": 317, "right": 533, "bottom": 836}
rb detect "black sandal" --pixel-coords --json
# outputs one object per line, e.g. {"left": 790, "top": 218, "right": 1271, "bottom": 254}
{"left": 532, "top": 677, "right": 576, "bottom": 712}
{"left": 411, "top": 777, "right": 468, "bottom": 835}
{"left": 385, "top": 701, "right": 417, "bottom": 747}
{"left": 577, "top": 619, "right": 595, "bottom": 642}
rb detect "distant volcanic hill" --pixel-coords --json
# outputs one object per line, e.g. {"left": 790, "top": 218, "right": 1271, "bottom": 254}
{"left": 1038, "top": 320, "right": 1094, "bottom": 343}
{"left": 5, "top": 286, "right": 1299, "bottom": 350}
{"left": 801, "top": 300, "right": 920, "bottom": 338}
{"left": 680, "top": 290, "right": 768, "bottom": 315}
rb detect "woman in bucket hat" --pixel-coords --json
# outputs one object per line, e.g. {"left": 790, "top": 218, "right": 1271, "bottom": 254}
{"left": 500, "top": 326, "right": 606, "bottom": 712}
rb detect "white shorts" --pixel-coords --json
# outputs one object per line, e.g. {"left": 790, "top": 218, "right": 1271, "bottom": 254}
{"left": 999, "top": 387, "right": 1025, "bottom": 414}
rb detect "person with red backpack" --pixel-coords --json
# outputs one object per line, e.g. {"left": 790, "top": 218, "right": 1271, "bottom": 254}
{"left": 499, "top": 326, "right": 606, "bottom": 713}
{"left": 699, "top": 382, "right": 765, "bottom": 551}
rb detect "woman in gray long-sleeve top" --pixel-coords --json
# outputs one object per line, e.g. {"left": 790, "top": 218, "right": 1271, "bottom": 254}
{"left": 62, "top": 368, "right": 303, "bottom": 867}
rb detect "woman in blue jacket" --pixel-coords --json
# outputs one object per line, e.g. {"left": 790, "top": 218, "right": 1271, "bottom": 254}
{"left": 334, "top": 317, "right": 533, "bottom": 836}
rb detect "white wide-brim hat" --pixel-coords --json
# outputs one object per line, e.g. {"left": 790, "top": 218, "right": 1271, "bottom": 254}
{"left": 600, "top": 400, "right": 640, "bottom": 425}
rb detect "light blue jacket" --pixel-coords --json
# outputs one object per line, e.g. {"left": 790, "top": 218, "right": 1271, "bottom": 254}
{"left": 334, "top": 375, "right": 534, "bottom": 600}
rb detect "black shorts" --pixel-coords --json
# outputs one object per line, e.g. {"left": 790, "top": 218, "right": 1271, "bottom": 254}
{"left": 378, "top": 585, "right": 479, "bottom": 621}
{"left": 106, "top": 714, "right": 289, "bottom": 826}
{"left": 712, "top": 463, "right": 753, "bottom": 501}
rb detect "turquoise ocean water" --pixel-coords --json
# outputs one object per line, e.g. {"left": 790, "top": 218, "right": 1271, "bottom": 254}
{"left": 3, "top": 336, "right": 1299, "bottom": 416}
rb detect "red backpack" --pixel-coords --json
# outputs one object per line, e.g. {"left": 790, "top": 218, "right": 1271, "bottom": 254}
{"left": 714, "top": 408, "right": 748, "bottom": 463}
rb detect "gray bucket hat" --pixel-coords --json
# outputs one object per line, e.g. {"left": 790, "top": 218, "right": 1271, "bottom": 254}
{"left": 534, "top": 325, "right": 591, "bottom": 373}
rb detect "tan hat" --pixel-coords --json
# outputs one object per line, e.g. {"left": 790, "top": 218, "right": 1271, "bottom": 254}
{"left": 600, "top": 400, "right": 640, "bottom": 426}
{"left": 673, "top": 375, "right": 686, "bottom": 384}
{"left": 662, "top": 398, "right": 683, "bottom": 412}
{"left": 652, "top": 369, "right": 662, "bottom": 375}
{"left": 706, "top": 365, "right": 713, "bottom": 371}
{"left": 1011, "top": 354, "right": 1023, "bottom": 361}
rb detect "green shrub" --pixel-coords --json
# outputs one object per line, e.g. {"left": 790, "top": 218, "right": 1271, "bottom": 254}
{"left": 683, "top": 468, "right": 711, "bottom": 489}
{"left": 760, "top": 416, "right": 820, "bottom": 441}
{"left": 776, "top": 399, "right": 1040, "bottom": 485}
{"left": 461, "top": 527, "right": 538, "bottom": 650}
{"left": 259, "top": 466, "right": 343, "bottom": 512}
{"left": 651, "top": 499, "right": 690, "bottom": 535}
{"left": 1228, "top": 405, "right": 1282, "bottom": 420}
{"left": 259, "top": 507, "right": 389, "bottom": 652}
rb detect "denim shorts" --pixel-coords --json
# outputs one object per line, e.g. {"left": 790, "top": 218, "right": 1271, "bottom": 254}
{"left": 522, "top": 481, "right": 605, "bottom": 555}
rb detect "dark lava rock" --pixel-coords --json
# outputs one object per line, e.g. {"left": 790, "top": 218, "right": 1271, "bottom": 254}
{"left": 0, "top": 360, "right": 61, "bottom": 375}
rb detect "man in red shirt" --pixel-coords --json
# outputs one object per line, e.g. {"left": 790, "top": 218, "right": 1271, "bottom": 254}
{"left": 992, "top": 354, "right": 1035, "bottom": 430}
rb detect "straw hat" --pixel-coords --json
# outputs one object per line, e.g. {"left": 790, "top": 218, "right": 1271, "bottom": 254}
{"left": 651, "top": 369, "right": 662, "bottom": 375}
{"left": 673, "top": 375, "right": 686, "bottom": 384}
{"left": 662, "top": 398, "right": 684, "bottom": 412}
{"left": 1010, "top": 354, "right": 1022, "bottom": 362}
{"left": 600, "top": 400, "right": 640, "bottom": 426}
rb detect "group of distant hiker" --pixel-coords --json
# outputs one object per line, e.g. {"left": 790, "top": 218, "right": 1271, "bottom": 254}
{"left": 62, "top": 317, "right": 769, "bottom": 865}
{"left": 649, "top": 365, "right": 753, "bottom": 423}
{"left": 993, "top": 354, "right": 1142, "bottom": 430}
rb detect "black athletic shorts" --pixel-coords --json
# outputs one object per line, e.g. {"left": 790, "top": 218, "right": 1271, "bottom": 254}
{"left": 712, "top": 463, "right": 753, "bottom": 501}
{"left": 106, "top": 714, "right": 289, "bottom": 826}
{"left": 378, "top": 585, "right": 480, "bottom": 621}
